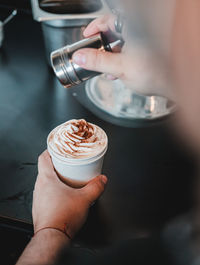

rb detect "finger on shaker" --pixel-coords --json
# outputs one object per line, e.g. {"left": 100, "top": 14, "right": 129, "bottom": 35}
{"left": 51, "top": 32, "right": 124, "bottom": 88}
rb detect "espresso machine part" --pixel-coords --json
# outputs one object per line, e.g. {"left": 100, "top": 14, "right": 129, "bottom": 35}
{"left": 86, "top": 76, "right": 176, "bottom": 122}
{"left": 39, "top": 0, "right": 103, "bottom": 14}
{"left": 31, "top": 0, "right": 110, "bottom": 64}
{"left": 0, "top": 9, "right": 17, "bottom": 48}
{"left": 51, "top": 33, "right": 124, "bottom": 88}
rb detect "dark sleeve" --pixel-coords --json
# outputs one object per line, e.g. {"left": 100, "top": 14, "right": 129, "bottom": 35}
{"left": 57, "top": 235, "right": 174, "bottom": 265}
{"left": 58, "top": 247, "right": 96, "bottom": 265}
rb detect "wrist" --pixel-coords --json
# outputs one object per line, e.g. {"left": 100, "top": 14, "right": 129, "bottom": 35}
{"left": 16, "top": 228, "right": 70, "bottom": 265}
{"left": 34, "top": 227, "right": 70, "bottom": 243}
{"left": 34, "top": 220, "right": 72, "bottom": 240}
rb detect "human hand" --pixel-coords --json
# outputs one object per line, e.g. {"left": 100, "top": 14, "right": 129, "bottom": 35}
{"left": 33, "top": 150, "right": 107, "bottom": 238}
{"left": 73, "top": 14, "right": 124, "bottom": 80}
{"left": 72, "top": 15, "right": 173, "bottom": 99}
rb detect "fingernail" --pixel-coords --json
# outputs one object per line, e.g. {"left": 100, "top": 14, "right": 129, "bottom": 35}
{"left": 73, "top": 53, "right": 86, "bottom": 65}
{"left": 101, "top": 175, "right": 107, "bottom": 185}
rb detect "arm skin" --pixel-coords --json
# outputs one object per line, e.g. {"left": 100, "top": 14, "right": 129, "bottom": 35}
{"left": 170, "top": 0, "right": 200, "bottom": 152}
{"left": 16, "top": 151, "right": 107, "bottom": 265}
{"left": 16, "top": 229, "right": 69, "bottom": 265}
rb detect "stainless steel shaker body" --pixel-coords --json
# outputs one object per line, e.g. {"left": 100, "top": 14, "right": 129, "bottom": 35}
{"left": 51, "top": 33, "right": 121, "bottom": 88}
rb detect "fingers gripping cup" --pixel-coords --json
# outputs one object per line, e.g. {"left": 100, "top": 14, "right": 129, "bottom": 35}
{"left": 47, "top": 119, "right": 108, "bottom": 188}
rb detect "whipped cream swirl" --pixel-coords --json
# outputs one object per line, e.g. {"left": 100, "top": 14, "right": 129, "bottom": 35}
{"left": 48, "top": 119, "right": 107, "bottom": 159}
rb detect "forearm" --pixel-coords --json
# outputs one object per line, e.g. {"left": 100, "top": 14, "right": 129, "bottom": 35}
{"left": 16, "top": 229, "right": 70, "bottom": 265}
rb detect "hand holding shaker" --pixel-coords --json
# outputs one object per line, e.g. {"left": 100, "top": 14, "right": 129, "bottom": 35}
{"left": 51, "top": 32, "right": 124, "bottom": 88}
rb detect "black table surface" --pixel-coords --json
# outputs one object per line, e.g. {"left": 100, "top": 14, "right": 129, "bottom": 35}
{"left": 0, "top": 14, "right": 196, "bottom": 248}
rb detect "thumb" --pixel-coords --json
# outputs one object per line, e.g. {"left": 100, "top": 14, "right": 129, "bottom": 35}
{"left": 72, "top": 48, "right": 123, "bottom": 78}
{"left": 83, "top": 175, "right": 108, "bottom": 203}
{"left": 38, "top": 150, "right": 55, "bottom": 177}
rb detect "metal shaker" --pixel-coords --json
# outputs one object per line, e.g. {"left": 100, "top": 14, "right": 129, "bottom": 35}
{"left": 51, "top": 33, "right": 123, "bottom": 88}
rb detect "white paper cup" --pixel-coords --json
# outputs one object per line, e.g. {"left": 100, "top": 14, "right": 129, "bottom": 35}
{"left": 47, "top": 125, "right": 108, "bottom": 188}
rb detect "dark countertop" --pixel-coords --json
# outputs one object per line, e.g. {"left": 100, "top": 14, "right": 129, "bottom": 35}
{"left": 0, "top": 14, "right": 196, "bottom": 248}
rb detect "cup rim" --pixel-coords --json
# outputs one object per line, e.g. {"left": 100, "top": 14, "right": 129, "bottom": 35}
{"left": 48, "top": 145, "right": 107, "bottom": 166}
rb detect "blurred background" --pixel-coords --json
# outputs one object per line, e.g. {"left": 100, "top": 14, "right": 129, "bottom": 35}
{"left": 0, "top": 1, "right": 199, "bottom": 265}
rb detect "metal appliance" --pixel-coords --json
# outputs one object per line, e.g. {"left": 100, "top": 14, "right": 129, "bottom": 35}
{"left": 31, "top": 0, "right": 109, "bottom": 64}
{"left": 0, "top": 9, "right": 17, "bottom": 47}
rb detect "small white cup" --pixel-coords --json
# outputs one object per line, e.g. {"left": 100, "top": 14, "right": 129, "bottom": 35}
{"left": 47, "top": 126, "right": 108, "bottom": 188}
